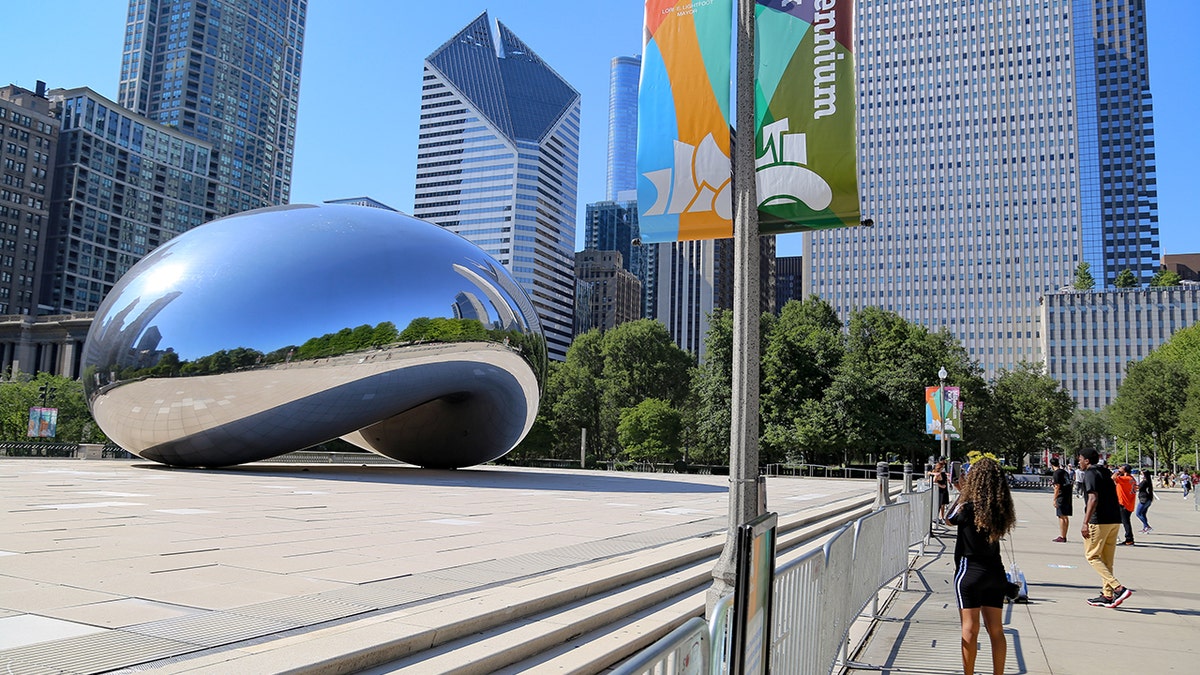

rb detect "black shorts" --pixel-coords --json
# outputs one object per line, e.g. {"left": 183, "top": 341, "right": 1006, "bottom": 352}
{"left": 938, "top": 487, "right": 950, "bottom": 505}
{"left": 954, "top": 559, "right": 1007, "bottom": 609}
{"left": 1056, "top": 499, "right": 1073, "bottom": 517}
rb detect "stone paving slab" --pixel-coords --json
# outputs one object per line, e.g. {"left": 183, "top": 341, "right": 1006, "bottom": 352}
{"left": 0, "top": 458, "right": 875, "bottom": 673}
{"left": 848, "top": 484, "right": 1200, "bottom": 674}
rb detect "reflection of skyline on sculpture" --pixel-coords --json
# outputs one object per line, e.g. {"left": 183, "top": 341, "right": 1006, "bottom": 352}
{"left": 82, "top": 204, "right": 546, "bottom": 469}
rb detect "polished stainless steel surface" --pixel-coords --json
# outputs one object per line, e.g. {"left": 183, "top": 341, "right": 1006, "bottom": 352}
{"left": 82, "top": 204, "right": 546, "bottom": 468}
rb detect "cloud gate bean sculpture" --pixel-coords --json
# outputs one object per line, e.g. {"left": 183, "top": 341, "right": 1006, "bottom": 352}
{"left": 82, "top": 204, "right": 546, "bottom": 469}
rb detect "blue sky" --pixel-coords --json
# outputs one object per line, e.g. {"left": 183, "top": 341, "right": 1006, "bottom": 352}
{"left": 4, "top": 1, "right": 1197, "bottom": 259}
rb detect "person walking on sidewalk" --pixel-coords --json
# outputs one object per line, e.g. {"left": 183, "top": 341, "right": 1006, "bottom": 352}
{"left": 931, "top": 460, "right": 951, "bottom": 523}
{"left": 1079, "top": 449, "right": 1133, "bottom": 608}
{"left": 1073, "top": 464, "right": 1086, "bottom": 498}
{"left": 1113, "top": 464, "right": 1137, "bottom": 545}
{"left": 1135, "top": 469, "right": 1154, "bottom": 533}
{"left": 946, "top": 457, "right": 1016, "bottom": 675}
{"left": 1050, "top": 458, "right": 1072, "bottom": 542}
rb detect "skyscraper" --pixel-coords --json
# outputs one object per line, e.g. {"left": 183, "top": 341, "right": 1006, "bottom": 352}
{"left": 44, "top": 87, "right": 217, "bottom": 312}
{"left": 606, "top": 56, "right": 641, "bottom": 201}
{"left": 118, "top": 0, "right": 307, "bottom": 217}
{"left": 0, "top": 83, "right": 56, "bottom": 317}
{"left": 803, "top": 0, "right": 1160, "bottom": 375}
{"left": 413, "top": 12, "right": 581, "bottom": 361}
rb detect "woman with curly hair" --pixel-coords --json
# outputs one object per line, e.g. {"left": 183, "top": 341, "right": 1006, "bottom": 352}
{"left": 946, "top": 457, "right": 1016, "bottom": 675}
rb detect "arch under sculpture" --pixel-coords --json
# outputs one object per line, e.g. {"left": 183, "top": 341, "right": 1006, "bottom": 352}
{"left": 81, "top": 203, "right": 546, "bottom": 469}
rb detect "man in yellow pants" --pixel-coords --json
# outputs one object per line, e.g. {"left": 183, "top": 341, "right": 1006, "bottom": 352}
{"left": 1078, "top": 449, "right": 1133, "bottom": 608}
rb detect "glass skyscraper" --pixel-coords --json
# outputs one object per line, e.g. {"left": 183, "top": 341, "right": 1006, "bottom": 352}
{"left": 803, "top": 0, "right": 1159, "bottom": 375}
{"left": 414, "top": 12, "right": 581, "bottom": 361}
{"left": 118, "top": 0, "right": 307, "bottom": 217}
{"left": 606, "top": 55, "right": 641, "bottom": 201}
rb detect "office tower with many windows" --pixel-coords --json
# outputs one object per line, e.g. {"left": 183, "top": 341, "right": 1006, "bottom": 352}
{"left": 0, "top": 83, "right": 57, "bottom": 317}
{"left": 118, "top": 0, "right": 307, "bottom": 216}
{"left": 803, "top": 0, "right": 1160, "bottom": 375}
{"left": 413, "top": 12, "right": 581, "bottom": 361}
{"left": 1041, "top": 287, "right": 1200, "bottom": 410}
{"left": 606, "top": 56, "right": 641, "bottom": 201}
{"left": 44, "top": 87, "right": 217, "bottom": 313}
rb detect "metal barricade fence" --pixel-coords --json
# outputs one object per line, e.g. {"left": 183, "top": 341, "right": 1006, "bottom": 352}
{"left": 848, "top": 511, "right": 887, "bottom": 619}
{"left": 769, "top": 548, "right": 825, "bottom": 674}
{"left": 622, "top": 488, "right": 932, "bottom": 674}
{"left": 611, "top": 617, "right": 711, "bottom": 675}
{"left": 818, "top": 525, "right": 856, "bottom": 671}
{"left": 709, "top": 593, "right": 734, "bottom": 674}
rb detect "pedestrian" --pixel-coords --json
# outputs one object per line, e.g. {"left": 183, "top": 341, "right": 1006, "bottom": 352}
{"left": 1073, "top": 463, "right": 1085, "bottom": 498}
{"left": 1050, "top": 457, "right": 1072, "bottom": 542}
{"left": 930, "top": 460, "right": 951, "bottom": 523}
{"left": 1180, "top": 471, "right": 1192, "bottom": 499}
{"left": 946, "top": 457, "right": 1016, "bottom": 675}
{"left": 1113, "top": 464, "right": 1137, "bottom": 545}
{"left": 1135, "top": 469, "right": 1154, "bottom": 533}
{"left": 1078, "top": 449, "right": 1133, "bottom": 608}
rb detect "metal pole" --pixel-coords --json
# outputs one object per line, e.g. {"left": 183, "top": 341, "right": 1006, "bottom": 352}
{"left": 708, "top": 0, "right": 761, "bottom": 615}
{"left": 580, "top": 427, "right": 587, "bottom": 469}
{"left": 872, "top": 461, "right": 892, "bottom": 509}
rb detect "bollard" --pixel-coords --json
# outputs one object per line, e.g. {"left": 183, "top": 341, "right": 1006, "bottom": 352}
{"left": 872, "top": 461, "right": 893, "bottom": 509}
{"left": 903, "top": 462, "right": 914, "bottom": 493}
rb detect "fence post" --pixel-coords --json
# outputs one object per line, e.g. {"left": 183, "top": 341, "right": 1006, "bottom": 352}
{"left": 903, "top": 462, "right": 913, "bottom": 493}
{"left": 872, "top": 461, "right": 892, "bottom": 509}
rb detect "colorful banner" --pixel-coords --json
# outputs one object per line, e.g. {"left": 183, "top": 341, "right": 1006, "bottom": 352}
{"left": 754, "top": 0, "right": 861, "bottom": 233}
{"left": 637, "top": 0, "right": 861, "bottom": 242}
{"left": 637, "top": 0, "right": 734, "bottom": 242}
{"left": 28, "top": 407, "right": 58, "bottom": 438}
{"left": 925, "top": 386, "right": 962, "bottom": 441}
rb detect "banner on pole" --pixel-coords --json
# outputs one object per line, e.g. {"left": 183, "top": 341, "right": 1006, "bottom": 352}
{"left": 925, "top": 386, "right": 962, "bottom": 441}
{"left": 637, "top": 0, "right": 735, "bottom": 243}
{"left": 637, "top": 0, "right": 862, "bottom": 243}
{"left": 754, "top": 0, "right": 861, "bottom": 233}
{"left": 28, "top": 407, "right": 58, "bottom": 438}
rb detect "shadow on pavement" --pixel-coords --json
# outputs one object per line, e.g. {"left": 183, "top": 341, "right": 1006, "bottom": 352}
{"left": 129, "top": 462, "right": 729, "bottom": 494}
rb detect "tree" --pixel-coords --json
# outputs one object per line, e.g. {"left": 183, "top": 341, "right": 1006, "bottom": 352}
{"left": 1061, "top": 408, "right": 1109, "bottom": 458}
{"left": 1073, "top": 262, "right": 1095, "bottom": 290}
{"left": 761, "top": 296, "right": 843, "bottom": 463}
{"left": 822, "top": 308, "right": 981, "bottom": 465}
{"left": 689, "top": 309, "right": 736, "bottom": 464}
{"left": 0, "top": 373, "right": 103, "bottom": 444}
{"left": 1150, "top": 268, "right": 1182, "bottom": 287}
{"left": 983, "top": 363, "right": 1076, "bottom": 465}
{"left": 1113, "top": 268, "right": 1139, "bottom": 288}
{"left": 1109, "top": 358, "right": 1189, "bottom": 469}
{"left": 617, "top": 398, "right": 682, "bottom": 463}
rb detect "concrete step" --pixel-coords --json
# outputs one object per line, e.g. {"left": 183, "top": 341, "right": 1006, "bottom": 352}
{"left": 150, "top": 493, "right": 887, "bottom": 674}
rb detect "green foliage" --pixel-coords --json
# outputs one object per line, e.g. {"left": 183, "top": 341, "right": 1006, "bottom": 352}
{"left": 0, "top": 373, "right": 104, "bottom": 443}
{"left": 1109, "top": 358, "right": 1189, "bottom": 468}
{"left": 690, "top": 309, "right": 734, "bottom": 464}
{"left": 761, "top": 297, "right": 843, "bottom": 463}
{"left": 980, "top": 362, "right": 1076, "bottom": 463}
{"left": 1113, "top": 269, "right": 1139, "bottom": 288}
{"left": 617, "top": 398, "right": 682, "bottom": 462}
{"left": 1150, "top": 269, "right": 1182, "bottom": 287}
{"left": 536, "top": 321, "right": 693, "bottom": 461}
{"left": 1073, "top": 262, "right": 1095, "bottom": 290}
{"left": 1060, "top": 408, "right": 1110, "bottom": 457}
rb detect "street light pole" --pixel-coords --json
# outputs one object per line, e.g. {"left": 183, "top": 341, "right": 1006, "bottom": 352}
{"left": 938, "top": 367, "right": 948, "bottom": 461}
{"left": 707, "top": 0, "right": 761, "bottom": 615}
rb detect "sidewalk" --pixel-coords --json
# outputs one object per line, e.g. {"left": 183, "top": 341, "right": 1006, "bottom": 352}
{"left": 0, "top": 459, "right": 877, "bottom": 673}
{"left": 847, "top": 485, "right": 1200, "bottom": 674}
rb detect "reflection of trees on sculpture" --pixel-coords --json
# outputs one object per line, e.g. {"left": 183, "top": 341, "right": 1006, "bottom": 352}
{"left": 295, "top": 322, "right": 399, "bottom": 359}
{"left": 97, "top": 317, "right": 546, "bottom": 387}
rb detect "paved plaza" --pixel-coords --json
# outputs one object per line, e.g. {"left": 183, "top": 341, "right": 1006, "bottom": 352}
{"left": 0, "top": 458, "right": 874, "bottom": 673}
{"left": 849, "top": 484, "right": 1200, "bottom": 674}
